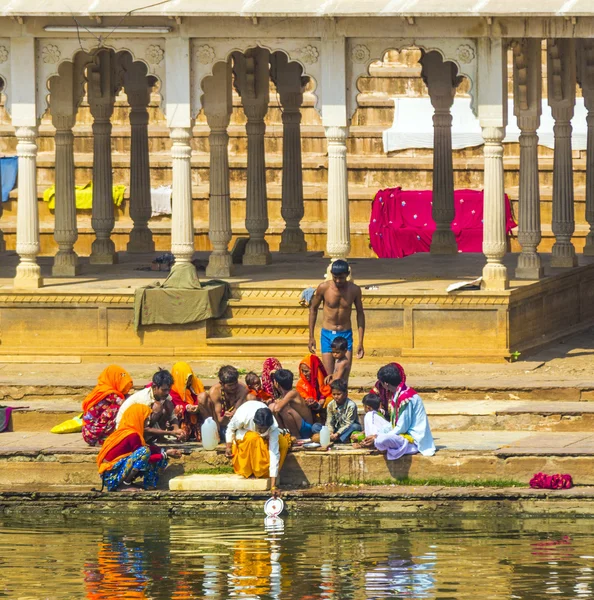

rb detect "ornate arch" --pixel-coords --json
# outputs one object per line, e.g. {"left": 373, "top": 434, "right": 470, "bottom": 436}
{"left": 347, "top": 37, "right": 478, "bottom": 122}
{"left": 191, "top": 38, "right": 321, "bottom": 119}
{"left": 31, "top": 37, "right": 167, "bottom": 120}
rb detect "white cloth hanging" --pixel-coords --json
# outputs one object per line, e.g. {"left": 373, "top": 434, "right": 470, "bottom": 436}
{"left": 382, "top": 97, "right": 588, "bottom": 153}
{"left": 150, "top": 185, "right": 172, "bottom": 217}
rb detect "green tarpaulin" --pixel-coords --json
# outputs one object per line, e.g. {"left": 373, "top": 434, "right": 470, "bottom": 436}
{"left": 134, "top": 263, "right": 230, "bottom": 331}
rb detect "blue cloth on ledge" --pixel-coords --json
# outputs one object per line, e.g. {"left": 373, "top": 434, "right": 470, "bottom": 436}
{"left": 1, "top": 156, "right": 18, "bottom": 203}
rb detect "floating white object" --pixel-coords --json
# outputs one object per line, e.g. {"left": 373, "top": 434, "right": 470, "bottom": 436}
{"left": 319, "top": 425, "right": 331, "bottom": 448}
{"left": 264, "top": 496, "right": 284, "bottom": 517}
{"left": 201, "top": 417, "right": 219, "bottom": 450}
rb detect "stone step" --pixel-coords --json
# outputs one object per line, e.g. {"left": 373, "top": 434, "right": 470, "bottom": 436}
{"left": 3, "top": 430, "right": 594, "bottom": 487}
{"left": 8, "top": 399, "right": 594, "bottom": 433}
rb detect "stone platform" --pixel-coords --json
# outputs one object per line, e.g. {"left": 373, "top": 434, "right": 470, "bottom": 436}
{"left": 1, "top": 251, "right": 593, "bottom": 363}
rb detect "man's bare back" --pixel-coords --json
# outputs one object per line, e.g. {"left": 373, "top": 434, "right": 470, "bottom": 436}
{"left": 308, "top": 260, "right": 365, "bottom": 375}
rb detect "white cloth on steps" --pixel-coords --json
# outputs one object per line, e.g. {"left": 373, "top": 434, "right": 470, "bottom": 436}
{"left": 151, "top": 185, "right": 172, "bottom": 217}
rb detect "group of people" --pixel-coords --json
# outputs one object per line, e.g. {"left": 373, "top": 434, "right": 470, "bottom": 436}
{"left": 83, "top": 259, "right": 434, "bottom": 492}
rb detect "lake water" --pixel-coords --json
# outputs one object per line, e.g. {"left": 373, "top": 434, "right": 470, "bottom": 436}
{"left": 1, "top": 513, "right": 594, "bottom": 599}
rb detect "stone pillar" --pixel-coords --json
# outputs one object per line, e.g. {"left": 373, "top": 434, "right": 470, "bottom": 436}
{"left": 233, "top": 48, "right": 271, "bottom": 265}
{"left": 124, "top": 61, "right": 154, "bottom": 253}
{"left": 88, "top": 51, "right": 118, "bottom": 264}
{"left": 513, "top": 39, "right": 543, "bottom": 279}
{"left": 203, "top": 60, "right": 234, "bottom": 277}
{"left": 170, "top": 127, "right": 194, "bottom": 264}
{"left": 325, "top": 125, "right": 351, "bottom": 261}
{"left": 50, "top": 62, "right": 80, "bottom": 276}
{"left": 271, "top": 53, "right": 307, "bottom": 253}
{"left": 478, "top": 39, "right": 508, "bottom": 290}
{"left": 421, "top": 51, "right": 460, "bottom": 254}
{"left": 11, "top": 38, "right": 42, "bottom": 289}
{"left": 548, "top": 39, "right": 577, "bottom": 268}
{"left": 14, "top": 126, "right": 43, "bottom": 288}
{"left": 577, "top": 40, "right": 594, "bottom": 256}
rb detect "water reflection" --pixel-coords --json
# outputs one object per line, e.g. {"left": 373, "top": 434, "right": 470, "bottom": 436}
{"left": 1, "top": 514, "right": 594, "bottom": 599}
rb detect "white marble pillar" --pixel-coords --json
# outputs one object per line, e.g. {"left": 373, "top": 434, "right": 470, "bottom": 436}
{"left": 513, "top": 39, "right": 543, "bottom": 279}
{"left": 272, "top": 53, "right": 307, "bottom": 253}
{"left": 421, "top": 51, "right": 459, "bottom": 254}
{"left": 124, "top": 62, "right": 154, "bottom": 253}
{"left": 203, "top": 60, "right": 234, "bottom": 277}
{"left": 50, "top": 62, "right": 80, "bottom": 276}
{"left": 548, "top": 39, "right": 577, "bottom": 268}
{"left": 14, "top": 126, "right": 43, "bottom": 288}
{"left": 325, "top": 126, "right": 351, "bottom": 261}
{"left": 233, "top": 48, "right": 271, "bottom": 265}
{"left": 478, "top": 39, "right": 508, "bottom": 290}
{"left": 12, "top": 38, "right": 42, "bottom": 289}
{"left": 170, "top": 127, "right": 194, "bottom": 264}
{"left": 0, "top": 135, "right": 5, "bottom": 253}
{"left": 88, "top": 51, "right": 117, "bottom": 264}
{"left": 577, "top": 40, "right": 594, "bottom": 256}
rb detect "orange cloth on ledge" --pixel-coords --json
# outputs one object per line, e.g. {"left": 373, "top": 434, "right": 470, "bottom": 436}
{"left": 232, "top": 431, "right": 290, "bottom": 479}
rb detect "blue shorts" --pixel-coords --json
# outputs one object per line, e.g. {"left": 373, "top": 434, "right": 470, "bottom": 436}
{"left": 299, "top": 419, "right": 313, "bottom": 439}
{"left": 321, "top": 328, "right": 353, "bottom": 354}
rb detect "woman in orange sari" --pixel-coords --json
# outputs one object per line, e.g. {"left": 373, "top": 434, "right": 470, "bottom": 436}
{"left": 170, "top": 361, "right": 211, "bottom": 442}
{"left": 296, "top": 355, "right": 332, "bottom": 423}
{"left": 97, "top": 404, "right": 181, "bottom": 491}
{"left": 82, "top": 365, "right": 134, "bottom": 446}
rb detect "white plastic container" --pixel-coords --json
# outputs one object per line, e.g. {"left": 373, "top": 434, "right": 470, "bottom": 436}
{"left": 201, "top": 417, "right": 219, "bottom": 450}
{"left": 319, "top": 425, "right": 331, "bottom": 448}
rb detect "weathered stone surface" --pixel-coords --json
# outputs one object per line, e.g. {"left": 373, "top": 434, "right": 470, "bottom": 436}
{"left": 169, "top": 473, "right": 271, "bottom": 491}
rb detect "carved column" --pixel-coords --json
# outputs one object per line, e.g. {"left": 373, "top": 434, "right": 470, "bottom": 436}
{"left": 124, "top": 61, "right": 154, "bottom": 253}
{"left": 421, "top": 51, "right": 460, "bottom": 254}
{"left": 50, "top": 61, "right": 81, "bottom": 276}
{"left": 271, "top": 53, "right": 307, "bottom": 253}
{"left": 478, "top": 38, "right": 508, "bottom": 290}
{"left": 14, "top": 126, "right": 43, "bottom": 289}
{"left": 548, "top": 39, "right": 577, "bottom": 268}
{"left": 513, "top": 39, "right": 543, "bottom": 279}
{"left": 233, "top": 48, "right": 271, "bottom": 265}
{"left": 577, "top": 40, "right": 594, "bottom": 256}
{"left": 170, "top": 127, "right": 194, "bottom": 264}
{"left": 203, "top": 60, "right": 234, "bottom": 277}
{"left": 325, "top": 126, "right": 351, "bottom": 261}
{"left": 88, "top": 51, "right": 118, "bottom": 264}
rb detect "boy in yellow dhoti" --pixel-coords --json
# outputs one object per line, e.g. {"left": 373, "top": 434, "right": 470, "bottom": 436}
{"left": 225, "top": 400, "right": 290, "bottom": 491}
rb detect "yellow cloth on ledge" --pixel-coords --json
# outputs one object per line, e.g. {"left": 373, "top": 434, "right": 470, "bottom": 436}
{"left": 232, "top": 431, "right": 290, "bottom": 479}
{"left": 42, "top": 182, "right": 126, "bottom": 210}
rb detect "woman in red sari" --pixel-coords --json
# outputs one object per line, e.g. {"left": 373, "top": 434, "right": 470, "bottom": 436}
{"left": 260, "top": 358, "right": 283, "bottom": 402}
{"left": 296, "top": 354, "right": 332, "bottom": 423}
{"left": 170, "top": 361, "right": 210, "bottom": 442}
{"left": 82, "top": 365, "right": 134, "bottom": 446}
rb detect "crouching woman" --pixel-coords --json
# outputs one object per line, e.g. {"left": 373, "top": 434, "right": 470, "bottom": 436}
{"left": 97, "top": 404, "right": 182, "bottom": 491}
{"left": 225, "top": 401, "right": 291, "bottom": 491}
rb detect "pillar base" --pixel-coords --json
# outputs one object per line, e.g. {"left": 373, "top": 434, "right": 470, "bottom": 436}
{"left": 14, "top": 264, "right": 43, "bottom": 289}
{"left": 515, "top": 266, "right": 544, "bottom": 280}
{"left": 52, "top": 252, "right": 81, "bottom": 277}
{"left": 206, "top": 253, "right": 235, "bottom": 278}
{"left": 279, "top": 229, "right": 308, "bottom": 254}
{"left": 127, "top": 228, "right": 155, "bottom": 254}
{"left": 430, "top": 242, "right": 458, "bottom": 255}
{"left": 551, "top": 243, "right": 577, "bottom": 268}
{"left": 583, "top": 244, "right": 594, "bottom": 256}
{"left": 481, "top": 264, "right": 508, "bottom": 290}
{"left": 89, "top": 252, "right": 119, "bottom": 265}
{"left": 243, "top": 240, "right": 271, "bottom": 265}
{"left": 90, "top": 239, "right": 118, "bottom": 265}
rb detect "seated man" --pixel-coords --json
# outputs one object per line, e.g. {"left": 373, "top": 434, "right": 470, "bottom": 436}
{"left": 313, "top": 379, "right": 362, "bottom": 444}
{"left": 198, "top": 365, "right": 251, "bottom": 438}
{"left": 116, "top": 369, "right": 185, "bottom": 443}
{"left": 269, "top": 369, "right": 314, "bottom": 439}
{"left": 225, "top": 401, "right": 291, "bottom": 491}
{"left": 360, "top": 364, "right": 435, "bottom": 459}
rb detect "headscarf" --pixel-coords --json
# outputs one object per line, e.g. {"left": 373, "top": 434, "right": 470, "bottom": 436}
{"left": 82, "top": 365, "right": 133, "bottom": 414}
{"left": 171, "top": 361, "right": 205, "bottom": 406}
{"left": 261, "top": 358, "right": 282, "bottom": 398}
{"left": 296, "top": 354, "right": 331, "bottom": 404}
{"left": 97, "top": 404, "right": 150, "bottom": 474}
{"left": 371, "top": 362, "right": 417, "bottom": 426}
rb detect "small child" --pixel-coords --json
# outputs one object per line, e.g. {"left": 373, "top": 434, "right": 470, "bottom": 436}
{"left": 362, "top": 393, "right": 391, "bottom": 437}
{"left": 315, "top": 379, "right": 361, "bottom": 444}
{"left": 245, "top": 372, "right": 271, "bottom": 403}
{"left": 325, "top": 336, "right": 351, "bottom": 385}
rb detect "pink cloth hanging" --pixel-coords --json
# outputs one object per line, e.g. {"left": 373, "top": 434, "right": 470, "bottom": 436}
{"left": 369, "top": 188, "right": 517, "bottom": 258}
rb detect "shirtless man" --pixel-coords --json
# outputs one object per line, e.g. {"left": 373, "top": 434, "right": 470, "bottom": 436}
{"left": 270, "top": 369, "right": 314, "bottom": 439}
{"left": 197, "top": 365, "right": 252, "bottom": 437}
{"left": 308, "top": 259, "right": 365, "bottom": 375}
